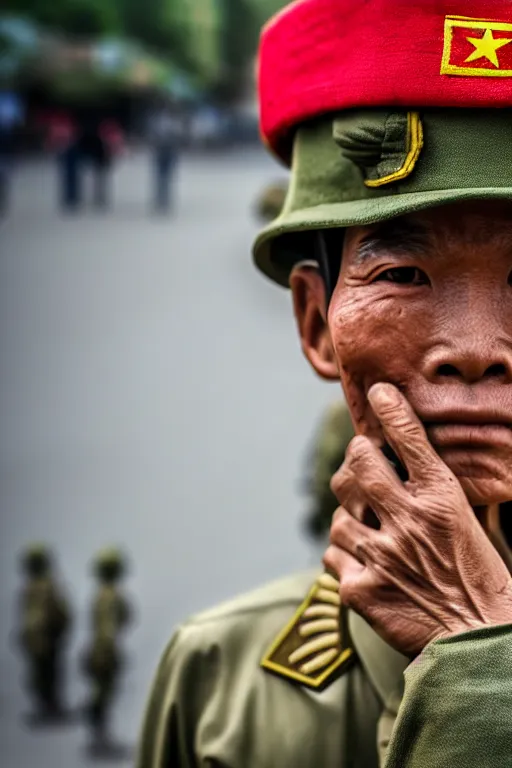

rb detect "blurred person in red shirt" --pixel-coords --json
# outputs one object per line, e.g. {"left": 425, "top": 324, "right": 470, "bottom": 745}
{"left": 44, "top": 110, "right": 81, "bottom": 211}
{"left": 45, "top": 111, "right": 125, "bottom": 212}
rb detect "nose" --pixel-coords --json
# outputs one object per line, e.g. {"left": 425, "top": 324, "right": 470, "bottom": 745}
{"left": 425, "top": 339, "right": 512, "bottom": 385}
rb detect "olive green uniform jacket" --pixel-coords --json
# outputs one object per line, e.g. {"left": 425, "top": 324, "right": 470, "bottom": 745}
{"left": 136, "top": 570, "right": 512, "bottom": 768}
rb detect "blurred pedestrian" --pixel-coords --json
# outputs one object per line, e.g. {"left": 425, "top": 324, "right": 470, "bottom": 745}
{"left": 0, "top": 90, "right": 24, "bottom": 215}
{"left": 76, "top": 115, "right": 121, "bottom": 211}
{"left": 82, "top": 548, "right": 132, "bottom": 751}
{"left": 46, "top": 111, "right": 80, "bottom": 211}
{"left": 16, "top": 544, "right": 72, "bottom": 723}
{"left": 147, "top": 104, "right": 183, "bottom": 212}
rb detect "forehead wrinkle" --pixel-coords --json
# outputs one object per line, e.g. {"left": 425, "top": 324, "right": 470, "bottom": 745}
{"left": 353, "top": 219, "right": 433, "bottom": 265}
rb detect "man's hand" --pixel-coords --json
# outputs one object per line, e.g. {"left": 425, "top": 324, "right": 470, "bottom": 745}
{"left": 324, "top": 383, "right": 512, "bottom": 657}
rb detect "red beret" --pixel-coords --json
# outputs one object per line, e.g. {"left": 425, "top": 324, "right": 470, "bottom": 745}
{"left": 258, "top": 0, "right": 512, "bottom": 162}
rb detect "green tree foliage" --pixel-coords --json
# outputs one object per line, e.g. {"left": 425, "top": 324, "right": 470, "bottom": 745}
{"left": 4, "top": 0, "right": 120, "bottom": 39}
{"left": 212, "top": 0, "right": 291, "bottom": 100}
{"left": 114, "top": 0, "right": 193, "bottom": 66}
{"left": 214, "top": 0, "right": 259, "bottom": 101}
{"left": 3, "top": 0, "right": 196, "bottom": 72}
{"left": 2, "top": 0, "right": 291, "bottom": 98}
{"left": 250, "top": 0, "right": 289, "bottom": 27}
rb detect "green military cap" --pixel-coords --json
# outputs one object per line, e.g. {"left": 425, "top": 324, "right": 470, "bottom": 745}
{"left": 95, "top": 546, "right": 124, "bottom": 564}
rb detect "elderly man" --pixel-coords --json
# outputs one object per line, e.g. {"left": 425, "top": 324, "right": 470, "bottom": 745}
{"left": 137, "top": 1, "right": 512, "bottom": 766}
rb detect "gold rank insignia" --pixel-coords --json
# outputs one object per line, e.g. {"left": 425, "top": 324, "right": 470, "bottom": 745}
{"left": 261, "top": 572, "right": 354, "bottom": 690}
{"left": 441, "top": 16, "right": 512, "bottom": 77}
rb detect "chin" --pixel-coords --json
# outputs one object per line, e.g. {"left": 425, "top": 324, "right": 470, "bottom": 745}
{"left": 451, "top": 469, "right": 512, "bottom": 505}
{"left": 442, "top": 456, "right": 512, "bottom": 507}
{"left": 458, "top": 478, "right": 512, "bottom": 506}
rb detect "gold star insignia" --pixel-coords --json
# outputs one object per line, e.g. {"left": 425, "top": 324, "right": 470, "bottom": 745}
{"left": 465, "top": 28, "right": 512, "bottom": 68}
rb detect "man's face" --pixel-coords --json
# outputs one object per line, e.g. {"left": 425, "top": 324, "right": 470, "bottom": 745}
{"left": 293, "top": 201, "right": 512, "bottom": 506}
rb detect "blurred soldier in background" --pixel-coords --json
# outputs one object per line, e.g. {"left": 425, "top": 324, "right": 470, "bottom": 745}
{"left": 302, "top": 400, "right": 355, "bottom": 542}
{"left": 17, "top": 544, "right": 72, "bottom": 723}
{"left": 254, "top": 180, "right": 288, "bottom": 222}
{"left": 82, "top": 547, "right": 132, "bottom": 752}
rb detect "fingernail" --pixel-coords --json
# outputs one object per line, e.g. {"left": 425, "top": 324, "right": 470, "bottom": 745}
{"left": 368, "top": 383, "right": 400, "bottom": 409}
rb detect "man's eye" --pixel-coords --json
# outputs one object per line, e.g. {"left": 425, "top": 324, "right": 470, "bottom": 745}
{"left": 374, "top": 267, "right": 429, "bottom": 285}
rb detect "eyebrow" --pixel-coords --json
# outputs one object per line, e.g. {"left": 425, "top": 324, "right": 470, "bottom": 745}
{"left": 354, "top": 220, "right": 433, "bottom": 264}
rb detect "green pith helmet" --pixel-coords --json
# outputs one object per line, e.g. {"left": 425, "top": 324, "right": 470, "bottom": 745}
{"left": 254, "top": 110, "right": 512, "bottom": 288}
{"left": 93, "top": 547, "right": 127, "bottom": 582}
{"left": 21, "top": 543, "right": 52, "bottom": 575}
{"left": 253, "top": 2, "right": 512, "bottom": 288}
{"left": 304, "top": 401, "right": 355, "bottom": 541}
{"left": 254, "top": 181, "right": 289, "bottom": 223}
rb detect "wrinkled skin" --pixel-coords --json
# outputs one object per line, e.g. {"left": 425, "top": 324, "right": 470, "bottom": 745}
{"left": 290, "top": 201, "right": 512, "bottom": 655}
{"left": 326, "top": 383, "right": 512, "bottom": 656}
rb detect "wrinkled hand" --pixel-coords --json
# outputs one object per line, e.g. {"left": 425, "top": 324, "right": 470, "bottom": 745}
{"left": 324, "top": 383, "right": 512, "bottom": 657}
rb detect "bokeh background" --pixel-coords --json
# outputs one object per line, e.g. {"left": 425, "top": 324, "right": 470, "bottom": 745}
{"left": 0, "top": 2, "right": 341, "bottom": 765}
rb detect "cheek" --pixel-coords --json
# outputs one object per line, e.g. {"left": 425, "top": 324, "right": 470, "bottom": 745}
{"left": 328, "top": 291, "right": 428, "bottom": 433}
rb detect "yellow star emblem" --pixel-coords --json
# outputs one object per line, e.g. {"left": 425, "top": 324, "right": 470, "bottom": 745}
{"left": 465, "top": 28, "right": 512, "bottom": 68}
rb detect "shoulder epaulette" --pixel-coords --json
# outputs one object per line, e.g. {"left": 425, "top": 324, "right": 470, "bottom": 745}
{"left": 261, "top": 572, "right": 355, "bottom": 690}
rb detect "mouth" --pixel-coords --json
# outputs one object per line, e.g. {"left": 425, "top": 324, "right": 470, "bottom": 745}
{"left": 426, "top": 423, "right": 512, "bottom": 449}
{"left": 421, "top": 408, "right": 512, "bottom": 448}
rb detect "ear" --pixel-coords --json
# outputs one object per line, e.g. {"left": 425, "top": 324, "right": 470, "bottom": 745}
{"left": 290, "top": 266, "right": 339, "bottom": 381}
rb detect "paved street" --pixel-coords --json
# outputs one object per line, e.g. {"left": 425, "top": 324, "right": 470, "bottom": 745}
{"left": 0, "top": 148, "right": 338, "bottom": 766}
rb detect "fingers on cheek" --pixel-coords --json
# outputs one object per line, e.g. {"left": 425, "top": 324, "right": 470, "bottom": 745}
{"left": 375, "top": 401, "right": 442, "bottom": 479}
{"left": 369, "top": 387, "right": 421, "bottom": 439}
